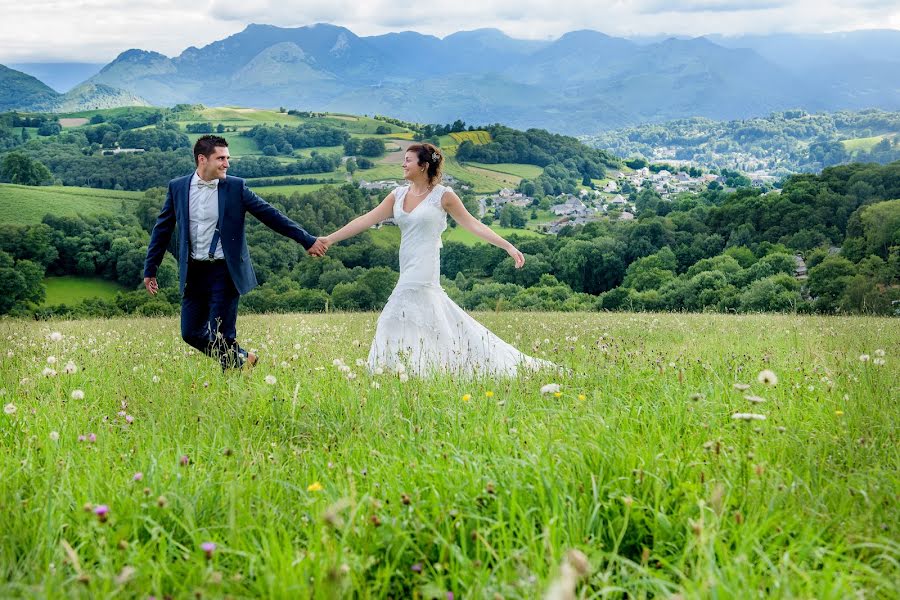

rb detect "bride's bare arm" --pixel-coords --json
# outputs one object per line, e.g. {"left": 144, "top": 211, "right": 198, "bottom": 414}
{"left": 323, "top": 192, "right": 396, "bottom": 246}
{"left": 442, "top": 190, "right": 525, "bottom": 268}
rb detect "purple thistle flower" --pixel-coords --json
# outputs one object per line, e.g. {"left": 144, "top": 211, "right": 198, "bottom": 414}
{"left": 94, "top": 504, "right": 109, "bottom": 523}
{"left": 411, "top": 562, "right": 422, "bottom": 573}
{"left": 88, "top": 433, "right": 96, "bottom": 443}
{"left": 78, "top": 435, "right": 86, "bottom": 442}
{"left": 201, "top": 541, "right": 216, "bottom": 559}
{"left": 133, "top": 472, "right": 143, "bottom": 482}
{"left": 180, "top": 455, "right": 190, "bottom": 466}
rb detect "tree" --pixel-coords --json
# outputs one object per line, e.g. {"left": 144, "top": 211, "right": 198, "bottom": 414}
{"left": 808, "top": 255, "right": 856, "bottom": 311}
{"left": 345, "top": 158, "right": 357, "bottom": 176}
{"left": 0, "top": 152, "right": 52, "bottom": 185}
{"left": 498, "top": 205, "right": 527, "bottom": 228}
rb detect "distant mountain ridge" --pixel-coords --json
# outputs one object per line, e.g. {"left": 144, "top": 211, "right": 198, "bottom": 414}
{"left": 0, "top": 64, "right": 149, "bottom": 113}
{"left": 3, "top": 24, "right": 900, "bottom": 133}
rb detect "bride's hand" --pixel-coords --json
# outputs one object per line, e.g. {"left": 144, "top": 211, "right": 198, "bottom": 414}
{"left": 506, "top": 245, "right": 525, "bottom": 268}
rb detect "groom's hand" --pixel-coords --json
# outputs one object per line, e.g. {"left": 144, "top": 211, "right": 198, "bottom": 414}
{"left": 307, "top": 237, "right": 330, "bottom": 258}
{"left": 144, "top": 276, "right": 159, "bottom": 295}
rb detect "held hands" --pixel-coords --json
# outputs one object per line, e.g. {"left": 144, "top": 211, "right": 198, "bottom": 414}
{"left": 143, "top": 277, "right": 159, "bottom": 295}
{"left": 506, "top": 245, "right": 525, "bottom": 269}
{"left": 307, "top": 236, "right": 332, "bottom": 258}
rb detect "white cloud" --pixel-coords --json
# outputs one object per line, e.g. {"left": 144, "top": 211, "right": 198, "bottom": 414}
{"left": 0, "top": 0, "right": 897, "bottom": 62}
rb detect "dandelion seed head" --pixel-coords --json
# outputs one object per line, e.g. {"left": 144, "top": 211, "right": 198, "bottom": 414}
{"left": 743, "top": 395, "right": 766, "bottom": 404}
{"left": 63, "top": 361, "right": 77, "bottom": 374}
{"left": 873, "top": 358, "right": 885, "bottom": 366}
{"left": 540, "top": 383, "right": 560, "bottom": 395}
{"left": 264, "top": 375, "right": 277, "bottom": 385}
{"left": 71, "top": 389, "right": 85, "bottom": 400}
{"left": 49, "top": 431, "right": 59, "bottom": 441}
{"left": 733, "top": 383, "right": 750, "bottom": 391}
{"left": 874, "top": 349, "right": 885, "bottom": 357}
{"left": 398, "top": 373, "right": 409, "bottom": 383}
{"left": 49, "top": 332, "right": 62, "bottom": 342}
{"left": 859, "top": 354, "right": 870, "bottom": 362}
{"left": 46, "top": 356, "right": 57, "bottom": 364}
{"left": 151, "top": 375, "right": 160, "bottom": 383}
{"left": 757, "top": 369, "right": 778, "bottom": 386}
{"left": 42, "top": 367, "right": 57, "bottom": 377}
{"left": 4, "top": 403, "right": 16, "bottom": 415}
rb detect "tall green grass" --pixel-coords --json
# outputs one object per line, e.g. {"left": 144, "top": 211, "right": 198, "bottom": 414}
{"left": 0, "top": 312, "right": 896, "bottom": 597}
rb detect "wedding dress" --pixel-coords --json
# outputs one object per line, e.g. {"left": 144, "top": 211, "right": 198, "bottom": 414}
{"left": 367, "top": 184, "right": 554, "bottom": 377}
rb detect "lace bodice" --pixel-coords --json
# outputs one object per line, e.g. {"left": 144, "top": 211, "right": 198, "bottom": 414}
{"left": 392, "top": 184, "right": 450, "bottom": 288}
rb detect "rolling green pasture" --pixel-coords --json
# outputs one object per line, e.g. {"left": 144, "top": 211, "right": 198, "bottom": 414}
{"left": 842, "top": 133, "right": 897, "bottom": 153}
{"left": 0, "top": 184, "right": 142, "bottom": 225}
{"left": 0, "top": 312, "right": 896, "bottom": 597}
{"left": 185, "top": 133, "right": 260, "bottom": 157}
{"left": 42, "top": 276, "right": 127, "bottom": 305}
{"left": 465, "top": 162, "right": 544, "bottom": 179}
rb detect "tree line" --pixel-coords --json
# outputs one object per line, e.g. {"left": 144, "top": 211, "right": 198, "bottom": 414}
{"left": 2, "top": 161, "right": 896, "bottom": 318}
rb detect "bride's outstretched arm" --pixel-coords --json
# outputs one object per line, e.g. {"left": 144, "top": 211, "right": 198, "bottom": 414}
{"left": 442, "top": 191, "right": 525, "bottom": 268}
{"left": 322, "top": 192, "right": 396, "bottom": 247}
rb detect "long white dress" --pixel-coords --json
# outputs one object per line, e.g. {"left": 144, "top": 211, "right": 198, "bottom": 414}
{"left": 367, "top": 184, "right": 554, "bottom": 377}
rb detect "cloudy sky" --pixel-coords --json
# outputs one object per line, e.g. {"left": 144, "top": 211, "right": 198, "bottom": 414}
{"left": 2, "top": 0, "right": 899, "bottom": 63}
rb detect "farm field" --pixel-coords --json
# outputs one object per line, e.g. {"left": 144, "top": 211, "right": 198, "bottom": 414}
{"left": 42, "top": 276, "right": 128, "bottom": 305}
{"left": 0, "top": 184, "right": 142, "bottom": 225}
{"left": 0, "top": 312, "right": 896, "bottom": 597}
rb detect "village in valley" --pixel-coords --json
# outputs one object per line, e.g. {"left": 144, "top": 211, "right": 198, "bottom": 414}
{"left": 359, "top": 165, "right": 753, "bottom": 235}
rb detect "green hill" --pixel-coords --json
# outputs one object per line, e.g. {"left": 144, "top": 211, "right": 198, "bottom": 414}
{"left": 0, "top": 183, "right": 142, "bottom": 225}
{"left": 0, "top": 64, "right": 59, "bottom": 111}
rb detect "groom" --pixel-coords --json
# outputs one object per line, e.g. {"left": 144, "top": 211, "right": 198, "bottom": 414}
{"left": 143, "top": 135, "right": 326, "bottom": 369}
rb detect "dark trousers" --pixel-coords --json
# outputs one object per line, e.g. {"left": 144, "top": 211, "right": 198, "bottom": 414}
{"left": 181, "top": 259, "right": 248, "bottom": 370}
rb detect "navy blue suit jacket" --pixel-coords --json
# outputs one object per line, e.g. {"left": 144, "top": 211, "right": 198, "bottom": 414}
{"left": 143, "top": 173, "right": 317, "bottom": 295}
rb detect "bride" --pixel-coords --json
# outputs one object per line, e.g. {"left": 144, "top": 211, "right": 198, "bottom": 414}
{"left": 319, "top": 143, "right": 553, "bottom": 376}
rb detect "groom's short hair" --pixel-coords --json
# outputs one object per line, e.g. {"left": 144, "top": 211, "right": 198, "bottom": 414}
{"left": 193, "top": 135, "right": 229, "bottom": 165}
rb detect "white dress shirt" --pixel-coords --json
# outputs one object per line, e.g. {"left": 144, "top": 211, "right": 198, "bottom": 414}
{"left": 189, "top": 172, "right": 224, "bottom": 260}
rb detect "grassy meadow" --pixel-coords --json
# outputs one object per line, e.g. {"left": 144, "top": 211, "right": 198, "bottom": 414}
{"left": 0, "top": 184, "right": 143, "bottom": 225}
{"left": 0, "top": 312, "right": 897, "bottom": 598}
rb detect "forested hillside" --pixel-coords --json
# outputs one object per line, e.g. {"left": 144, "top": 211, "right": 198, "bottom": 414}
{"left": 2, "top": 161, "right": 897, "bottom": 318}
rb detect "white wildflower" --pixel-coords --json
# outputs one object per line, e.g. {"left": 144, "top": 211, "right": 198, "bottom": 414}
{"left": 46, "top": 356, "right": 57, "bottom": 365}
{"left": 265, "top": 375, "right": 277, "bottom": 385}
{"left": 151, "top": 375, "right": 160, "bottom": 384}
{"left": 49, "top": 332, "right": 63, "bottom": 342}
{"left": 64, "top": 361, "right": 78, "bottom": 375}
{"left": 332, "top": 358, "right": 344, "bottom": 367}
{"left": 49, "top": 431, "right": 59, "bottom": 441}
{"left": 732, "top": 413, "right": 766, "bottom": 421}
{"left": 373, "top": 367, "right": 384, "bottom": 376}
{"left": 540, "top": 383, "right": 561, "bottom": 395}
{"left": 71, "top": 390, "right": 85, "bottom": 400}
{"left": 733, "top": 383, "right": 750, "bottom": 391}
{"left": 398, "top": 373, "right": 409, "bottom": 383}
{"left": 42, "top": 367, "right": 57, "bottom": 377}
{"left": 859, "top": 354, "right": 870, "bottom": 362}
{"left": 757, "top": 369, "right": 778, "bottom": 386}
{"left": 743, "top": 395, "right": 766, "bottom": 404}
{"left": 873, "top": 358, "right": 885, "bottom": 366}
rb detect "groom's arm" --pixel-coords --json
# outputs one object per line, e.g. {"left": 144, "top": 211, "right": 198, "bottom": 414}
{"left": 239, "top": 180, "right": 317, "bottom": 250}
{"left": 144, "top": 181, "right": 176, "bottom": 278}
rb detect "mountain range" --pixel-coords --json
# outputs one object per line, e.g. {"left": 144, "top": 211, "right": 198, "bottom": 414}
{"left": 3, "top": 24, "right": 900, "bottom": 134}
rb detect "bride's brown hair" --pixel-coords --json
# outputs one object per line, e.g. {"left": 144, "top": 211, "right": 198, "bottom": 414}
{"left": 407, "top": 143, "right": 443, "bottom": 185}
